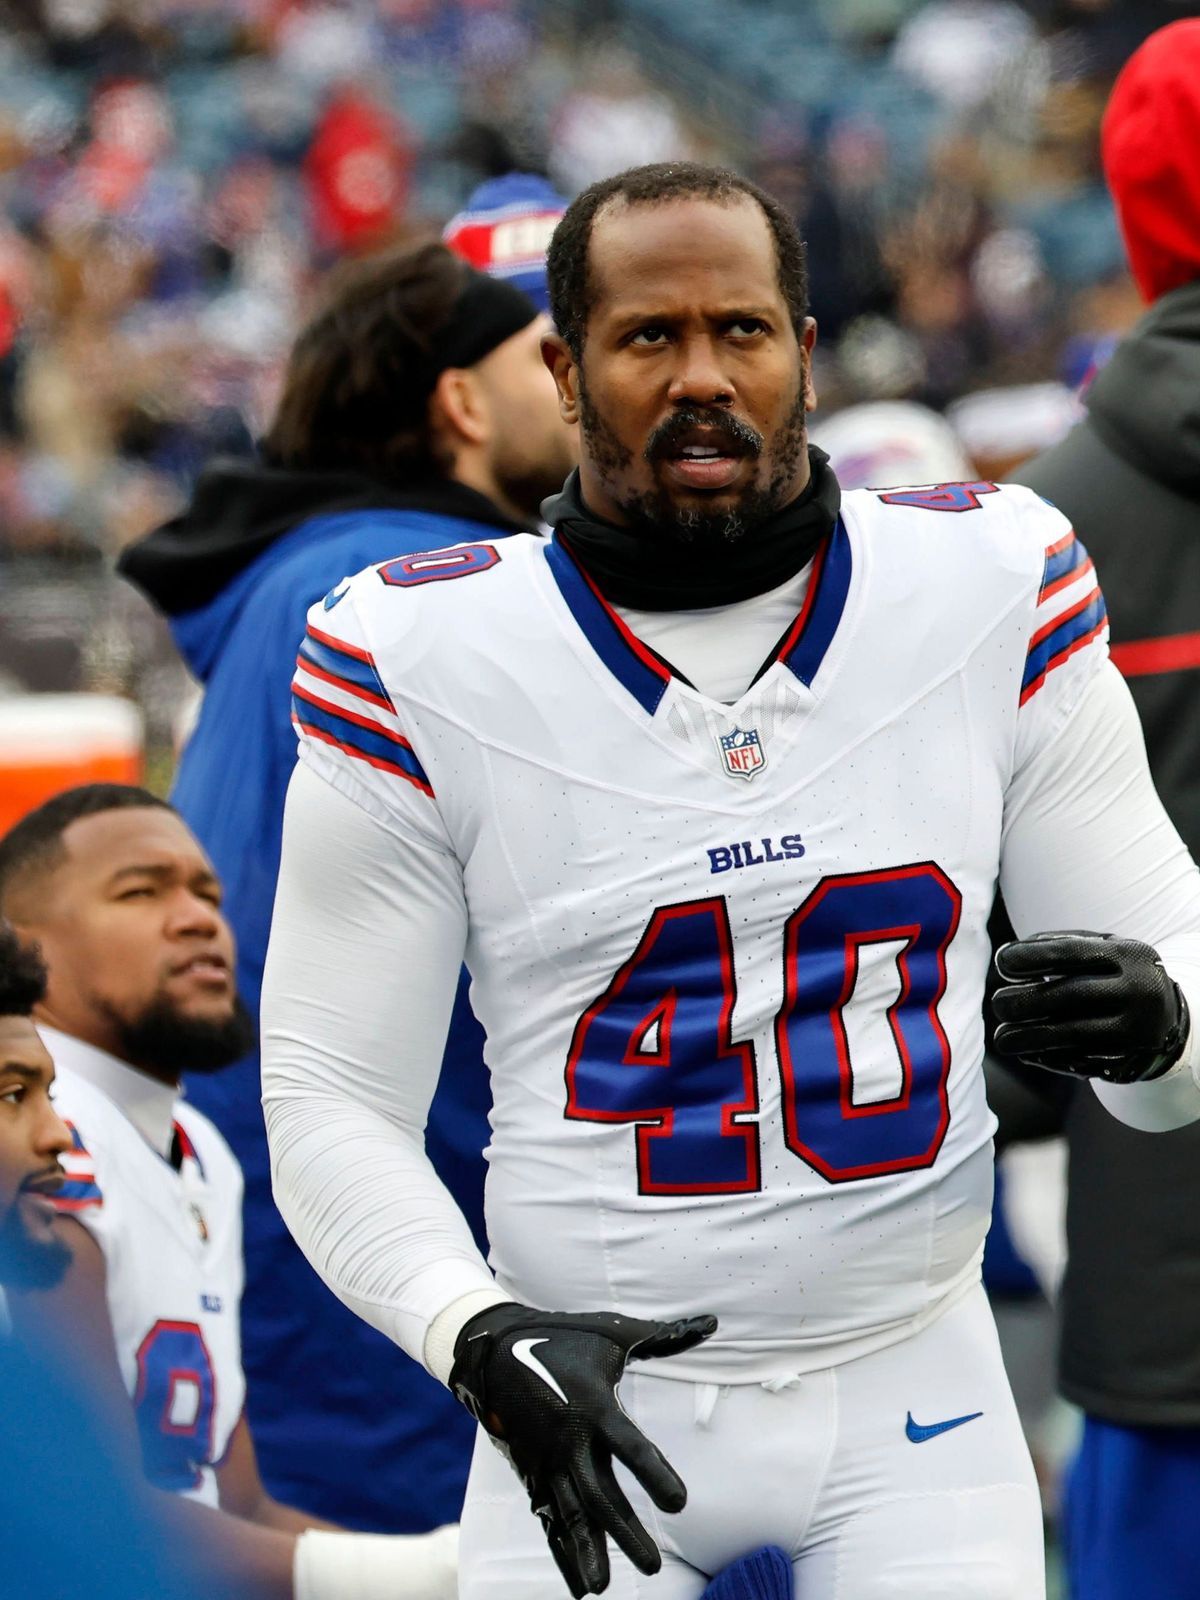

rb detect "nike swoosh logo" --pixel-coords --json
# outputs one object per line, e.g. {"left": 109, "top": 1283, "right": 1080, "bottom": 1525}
{"left": 323, "top": 581, "right": 350, "bottom": 611}
{"left": 905, "top": 1410, "right": 983, "bottom": 1444}
{"left": 512, "top": 1337, "right": 569, "bottom": 1405}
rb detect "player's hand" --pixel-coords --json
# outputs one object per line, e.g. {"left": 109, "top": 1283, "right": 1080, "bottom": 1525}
{"left": 992, "top": 930, "right": 1190, "bottom": 1082}
{"left": 449, "top": 1302, "right": 717, "bottom": 1597}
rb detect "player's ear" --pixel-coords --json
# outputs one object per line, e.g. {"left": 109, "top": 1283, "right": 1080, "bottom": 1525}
{"left": 430, "top": 367, "right": 489, "bottom": 449}
{"left": 541, "top": 331, "right": 581, "bottom": 426}
{"left": 800, "top": 317, "right": 818, "bottom": 414}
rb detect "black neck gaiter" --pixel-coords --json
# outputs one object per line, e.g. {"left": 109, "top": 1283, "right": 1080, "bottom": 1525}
{"left": 544, "top": 445, "right": 841, "bottom": 610}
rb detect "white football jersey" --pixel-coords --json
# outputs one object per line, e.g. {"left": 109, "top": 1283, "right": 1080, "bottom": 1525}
{"left": 47, "top": 1045, "right": 245, "bottom": 1505}
{"left": 291, "top": 481, "right": 1106, "bottom": 1381}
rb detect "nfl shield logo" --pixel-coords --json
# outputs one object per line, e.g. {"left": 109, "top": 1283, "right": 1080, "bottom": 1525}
{"left": 718, "top": 726, "right": 767, "bottom": 781}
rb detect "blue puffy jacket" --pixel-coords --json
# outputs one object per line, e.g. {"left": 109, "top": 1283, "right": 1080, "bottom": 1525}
{"left": 119, "top": 463, "right": 524, "bottom": 1528}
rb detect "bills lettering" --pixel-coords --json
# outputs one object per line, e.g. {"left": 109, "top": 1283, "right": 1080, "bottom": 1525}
{"left": 707, "top": 835, "right": 805, "bottom": 875}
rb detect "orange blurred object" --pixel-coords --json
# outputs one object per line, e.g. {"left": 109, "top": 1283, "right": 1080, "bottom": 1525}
{"left": 0, "top": 695, "right": 144, "bottom": 835}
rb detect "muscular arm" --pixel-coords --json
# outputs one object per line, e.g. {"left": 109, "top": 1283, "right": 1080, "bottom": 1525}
{"left": 217, "top": 1418, "right": 337, "bottom": 1534}
{"left": 261, "top": 762, "right": 504, "bottom": 1375}
{"left": 1000, "top": 661, "right": 1200, "bottom": 1130}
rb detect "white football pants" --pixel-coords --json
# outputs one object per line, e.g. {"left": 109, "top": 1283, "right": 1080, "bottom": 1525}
{"left": 459, "top": 1285, "right": 1044, "bottom": 1599}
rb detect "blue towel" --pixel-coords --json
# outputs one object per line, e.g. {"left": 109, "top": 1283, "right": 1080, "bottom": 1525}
{"left": 701, "top": 1545, "right": 793, "bottom": 1600}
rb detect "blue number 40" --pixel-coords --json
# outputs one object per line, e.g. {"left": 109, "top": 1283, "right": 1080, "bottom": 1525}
{"left": 565, "top": 863, "right": 961, "bottom": 1192}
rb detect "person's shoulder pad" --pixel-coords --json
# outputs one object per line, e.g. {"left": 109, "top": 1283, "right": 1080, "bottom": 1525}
{"left": 1018, "top": 502, "right": 1105, "bottom": 708}
{"left": 850, "top": 478, "right": 1092, "bottom": 604}
{"left": 293, "top": 570, "right": 437, "bottom": 800}
{"left": 316, "top": 538, "right": 513, "bottom": 625}
{"left": 853, "top": 478, "right": 1063, "bottom": 556}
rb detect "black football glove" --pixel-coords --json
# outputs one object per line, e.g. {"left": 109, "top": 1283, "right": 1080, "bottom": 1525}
{"left": 449, "top": 1302, "right": 717, "bottom": 1597}
{"left": 991, "top": 930, "right": 1190, "bottom": 1082}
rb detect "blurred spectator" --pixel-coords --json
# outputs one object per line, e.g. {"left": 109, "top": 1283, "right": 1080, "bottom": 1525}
{"left": 1004, "top": 21, "right": 1200, "bottom": 1599}
{"left": 548, "top": 47, "right": 694, "bottom": 194}
{"left": 753, "top": 117, "right": 895, "bottom": 345}
{"left": 304, "top": 86, "right": 413, "bottom": 255}
{"left": 891, "top": 0, "right": 1036, "bottom": 111}
{"left": 116, "top": 241, "right": 574, "bottom": 1531}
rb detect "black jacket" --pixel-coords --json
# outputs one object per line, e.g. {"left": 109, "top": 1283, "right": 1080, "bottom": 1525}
{"left": 1000, "top": 279, "right": 1200, "bottom": 1426}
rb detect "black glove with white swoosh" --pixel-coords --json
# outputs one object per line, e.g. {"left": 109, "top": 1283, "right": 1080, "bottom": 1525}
{"left": 991, "top": 930, "right": 1190, "bottom": 1083}
{"left": 449, "top": 1302, "right": 717, "bottom": 1597}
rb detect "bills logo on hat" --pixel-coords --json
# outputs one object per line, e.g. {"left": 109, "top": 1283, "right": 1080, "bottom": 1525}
{"left": 443, "top": 172, "right": 568, "bottom": 314}
{"left": 718, "top": 726, "right": 767, "bottom": 781}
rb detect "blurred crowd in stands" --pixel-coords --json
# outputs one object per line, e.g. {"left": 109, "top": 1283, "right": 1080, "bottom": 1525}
{"left": 0, "top": 0, "right": 1191, "bottom": 737}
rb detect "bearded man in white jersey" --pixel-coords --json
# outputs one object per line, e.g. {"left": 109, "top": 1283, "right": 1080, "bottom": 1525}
{"left": 0, "top": 785, "right": 458, "bottom": 1600}
{"left": 260, "top": 162, "right": 1200, "bottom": 1600}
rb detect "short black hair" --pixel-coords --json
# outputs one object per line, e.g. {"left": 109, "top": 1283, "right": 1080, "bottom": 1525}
{"left": 0, "top": 785, "right": 173, "bottom": 911}
{"left": 547, "top": 162, "right": 810, "bottom": 361}
{"left": 0, "top": 923, "right": 46, "bottom": 1017}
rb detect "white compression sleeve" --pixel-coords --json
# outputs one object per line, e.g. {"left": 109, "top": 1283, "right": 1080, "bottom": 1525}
{"left": 1000, "top": 660, "right": 1200, "bottom": 1130}
{"left": 293, "top": 1525, "right": 459, "bottom": 1600}
{"left": 261, "top": 762, "right": 502, "bottom": 1366}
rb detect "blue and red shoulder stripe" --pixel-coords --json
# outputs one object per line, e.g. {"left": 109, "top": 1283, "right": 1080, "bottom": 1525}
{"left": 291, "top": 623, "right": 434, "bottom": 796}
{"left": 1020, "top": 530, "right": 1107, "bottom": 706}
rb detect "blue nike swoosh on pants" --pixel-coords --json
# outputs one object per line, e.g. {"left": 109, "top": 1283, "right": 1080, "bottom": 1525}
{"left": 905, "top": 1409, "right": 984, "bottom": 1443}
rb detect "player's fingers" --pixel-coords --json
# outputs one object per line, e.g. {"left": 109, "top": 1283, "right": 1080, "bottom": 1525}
{"left": 993, "top": 1012, "right": 1145, "bottom": 1057}
{"left": 992, "top": 975, "right": 1124, "bottom": 1027}
{"left": 992, "top": 1024, "right": 1072, "bottom": 1059}
{"left": 526, "top": 1468, "right": 589, "bottom": 1598}
{"left": 628, "top": 1312, "right": 718, "bottom": 1362}
{"left": 603, "top": 1408, "right": 689, "bottom": 1514}
{"left": 537, "top": 1505, "right": 589, "bottom": 1600}
{"left": 551, "top": 1472, "right": 610, "bottom": 1595}
{"left": 572, "top": 1445, "right": 661, "bottom": 1576}
{"left": 994, "top": 933, "right": 1117, "bottom": 982}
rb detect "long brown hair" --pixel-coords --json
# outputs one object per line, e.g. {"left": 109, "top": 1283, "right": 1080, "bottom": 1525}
{"left": 263, "top": 241, "right": 470, "bottom": 483}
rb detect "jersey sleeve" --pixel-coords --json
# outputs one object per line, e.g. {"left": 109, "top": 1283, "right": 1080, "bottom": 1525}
{"left": 1013, "top": 495, "right": 1109, "bottom": 767}
{"left": 1000, "top": 661, "right": 1200, "bottom": 1132}
{"left": 290, "top": 580, "right": 454, "bottom": 853}
{"left": 263, "top": 761, "right": 495, "bottom": 1367}
{"left": 48, "top": 1112, "right": 116, "bottom": 1258}
{"left": 54, "top": 1120, "right": 104, "bottom": 1216}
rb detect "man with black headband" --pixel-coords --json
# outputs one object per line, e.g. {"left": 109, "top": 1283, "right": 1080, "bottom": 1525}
{"left": 0, "top": 785, "right": 459, "bottom": 1600}
{"left": 261, "top": 162, "right": 1200, "bottom": 1598}
{"left": 117, "top": 241, "right": 575, "bottom": 1529}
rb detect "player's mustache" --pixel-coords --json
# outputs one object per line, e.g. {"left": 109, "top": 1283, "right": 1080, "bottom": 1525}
{"left": 644, "top": 409, "right": 764, "bottom": 462}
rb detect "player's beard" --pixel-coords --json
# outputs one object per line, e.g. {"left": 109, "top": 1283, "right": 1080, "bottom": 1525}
{"left": 490, "top": 417, "right": 578, "bottom": 525}
{"left": 493, "top": 452, "right": 575, "bottom": 526}
{"left": 106, "top": 993, "right": 257, "bottom": 1081}
{"left": 0, "top": 1192, "right": 71, "bottom": 1290}
{"left": 578, "top": 381, "right": 808, "bottom": 548}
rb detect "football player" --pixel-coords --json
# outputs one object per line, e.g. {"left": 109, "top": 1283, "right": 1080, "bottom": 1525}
{"left": 0, "top": 785, "right": 458, "bottom": 1600}
{"left": 0, "top": 923, "right": 72, "bottom": 1293}
{"left": 259, "top": 162, "right": 1200, "bottom": 1599}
